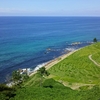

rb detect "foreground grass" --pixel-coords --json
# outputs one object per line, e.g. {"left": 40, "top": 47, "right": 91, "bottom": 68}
{"left": 11, "top": 79, "right": 100, "bottom": 100}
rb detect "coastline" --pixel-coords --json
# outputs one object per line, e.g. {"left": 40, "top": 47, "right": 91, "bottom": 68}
{"left": 29, "top": 48, "right": 82, "bottom": 77}
{"left": 6, "top": 47, "right": 84, "bottom": 87}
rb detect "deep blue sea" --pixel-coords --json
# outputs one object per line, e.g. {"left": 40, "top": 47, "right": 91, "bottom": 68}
{"left": 0, "top": 16, "right": 100, "bottom": 83}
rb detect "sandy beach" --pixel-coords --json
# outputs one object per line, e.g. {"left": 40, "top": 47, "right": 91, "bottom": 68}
{"left": 29, "top": 48, "right": 81, "bottom": 77}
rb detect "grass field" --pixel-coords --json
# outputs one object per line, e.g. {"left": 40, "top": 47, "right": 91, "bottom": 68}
{"left": 10, "top": 42, "right": 100, "bottom": 100}
{"left": 49, "top": 42, "right": 100, "bottom": 89}
{"left": 12, "top": 79, "right": 100, "bottom": 100}
{"left": 92, "top": 52, "right": 100, "bottom": 64}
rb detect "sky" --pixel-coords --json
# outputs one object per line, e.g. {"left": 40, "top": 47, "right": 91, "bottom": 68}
{"left": 0, "top": 0, "right": 100, "bottom": 16}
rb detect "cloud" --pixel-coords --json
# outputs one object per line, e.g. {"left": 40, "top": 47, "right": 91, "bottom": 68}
{"left": 0, "top": 8, "right": 36, "bottom": 16}
{"left": 0, "top": 7, "right": 100, "bottom": 16}
{"left": 0, "top": 8, "right": 27, "bottom": 13}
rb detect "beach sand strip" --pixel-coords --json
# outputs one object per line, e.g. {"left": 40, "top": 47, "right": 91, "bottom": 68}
{"left": 29, "top": 48, "right": 81, "bottom": 77}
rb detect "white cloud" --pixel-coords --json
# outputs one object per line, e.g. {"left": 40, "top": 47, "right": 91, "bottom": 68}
{"left": 0, "top": 8, "right": 27, "bottom": 13}
{"left": 0, "top": 7, "right": 100, "bottom": 16}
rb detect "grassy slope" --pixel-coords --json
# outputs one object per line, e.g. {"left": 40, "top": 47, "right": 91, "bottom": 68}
{"left": 49, "top": 42, "right": 100, "bottom": 88}
{"left": 11, "top": 42, "right": 100, "bottom": 100}
{"left": 92, "top": 52, "right": 100, "bottom": 64}
{"left": 11, "top": 79, "right": 100, "bottom": 100}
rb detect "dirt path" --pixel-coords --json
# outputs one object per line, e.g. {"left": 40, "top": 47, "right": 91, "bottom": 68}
{"left": 89, "top": 55, "right": 100, "bottom": 67}
{"left": 61, "top": 81, "right": 94, "bottom": 90}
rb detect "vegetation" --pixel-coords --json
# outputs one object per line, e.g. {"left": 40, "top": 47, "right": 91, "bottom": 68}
{"left": 12, "top": 70, "right": 29, "bottom": 86}
{"left": 10, "top": 79, "right": 100, "bottom": 100}
{"left": 0, "top": 70, "right": 29, "bottom": 100}
{"left": 38, "top": 67, "right": 50, "bottom": 86}
{"left": 92, "top": 52, "right": 100, "bottom": 64}
{"left": 93, "top": 38, "right": 97, "bottom": 42}
{"left": 12, "top": 71, "right": 22, "bottom": 85}
{"left": 0, "top": 84, "right": 16, "bottom": 100}
{"left": 49, "top": 42, "right": 100, "bottom": 87}
{"left": 38, "top": 67, "right": 50, "bottom": 77}
{"left": 1, "top": 42, "right": 100, "bottom": 100}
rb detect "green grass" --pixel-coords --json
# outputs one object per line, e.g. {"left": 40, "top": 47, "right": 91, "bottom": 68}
{"left": 10, "top": 42, "right": 100, "bottom": 100}
{"left": 49, "top": 42, "right": 100, "bottom": 86}
{"left": 23, "top": 73, "right": 41, "bottom": 87}
{"left": 10, "top": 79, "right": 100, "bottom": 100}
{"left": 92, "top": 52, "right": 100, "bottom": 64}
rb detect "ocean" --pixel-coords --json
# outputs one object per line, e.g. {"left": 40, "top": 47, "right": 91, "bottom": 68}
{"left": 0, "top": 16, "right": 100, "bottom": 83}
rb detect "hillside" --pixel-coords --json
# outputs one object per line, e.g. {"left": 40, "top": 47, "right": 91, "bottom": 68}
{"left": 49, "top": 42, "right": 100, "bottom": 89}
{"left": 11, "top": 42, "right": 100, "bottom": 100}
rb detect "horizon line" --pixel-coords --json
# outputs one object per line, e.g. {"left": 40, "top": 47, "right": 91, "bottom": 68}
{"left": 0, "top": 15, "right": 100, "bottom": 17}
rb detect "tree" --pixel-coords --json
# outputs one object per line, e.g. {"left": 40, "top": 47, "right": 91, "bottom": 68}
{"left": 21, "top": 74, "right": 29, "bottom": 82}
{"left": 12, "top": 70, "right": 29, "bottom": 86}
{"left": 12, "top": 71, "right": 22, "bottom": 85}
{"left": 93, "top": 38, "right": 97, "bottom": 42}
{"left": 0, "top": 84, "right": 16, "bottom": 100}
{"left": 38, "top": 67, "right": 49, "bottom": 76}
{"left": 38, "top": 67, "right": 50, "bottom": 86}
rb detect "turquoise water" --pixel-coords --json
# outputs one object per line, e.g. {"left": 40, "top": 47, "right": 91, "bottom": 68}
{"left": 0, "top": 17, "right": 100, "bottom": 83}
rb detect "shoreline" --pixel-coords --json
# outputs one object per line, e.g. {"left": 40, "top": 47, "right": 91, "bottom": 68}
{"left": 6, "top": 47, "right": 83, "bottom": 87}
{"left": 1, "top": 41, "right": 93, "bottom": 83}
{"left": 29, "top": 48, "right": 82, "bottom": 77}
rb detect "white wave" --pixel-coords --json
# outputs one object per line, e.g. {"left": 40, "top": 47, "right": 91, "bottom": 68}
{"left": 33, "top": 62, "right": 47, "bottom": 72}
{"left": 65, "top": 48, "right": 75, "bottom": 51}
